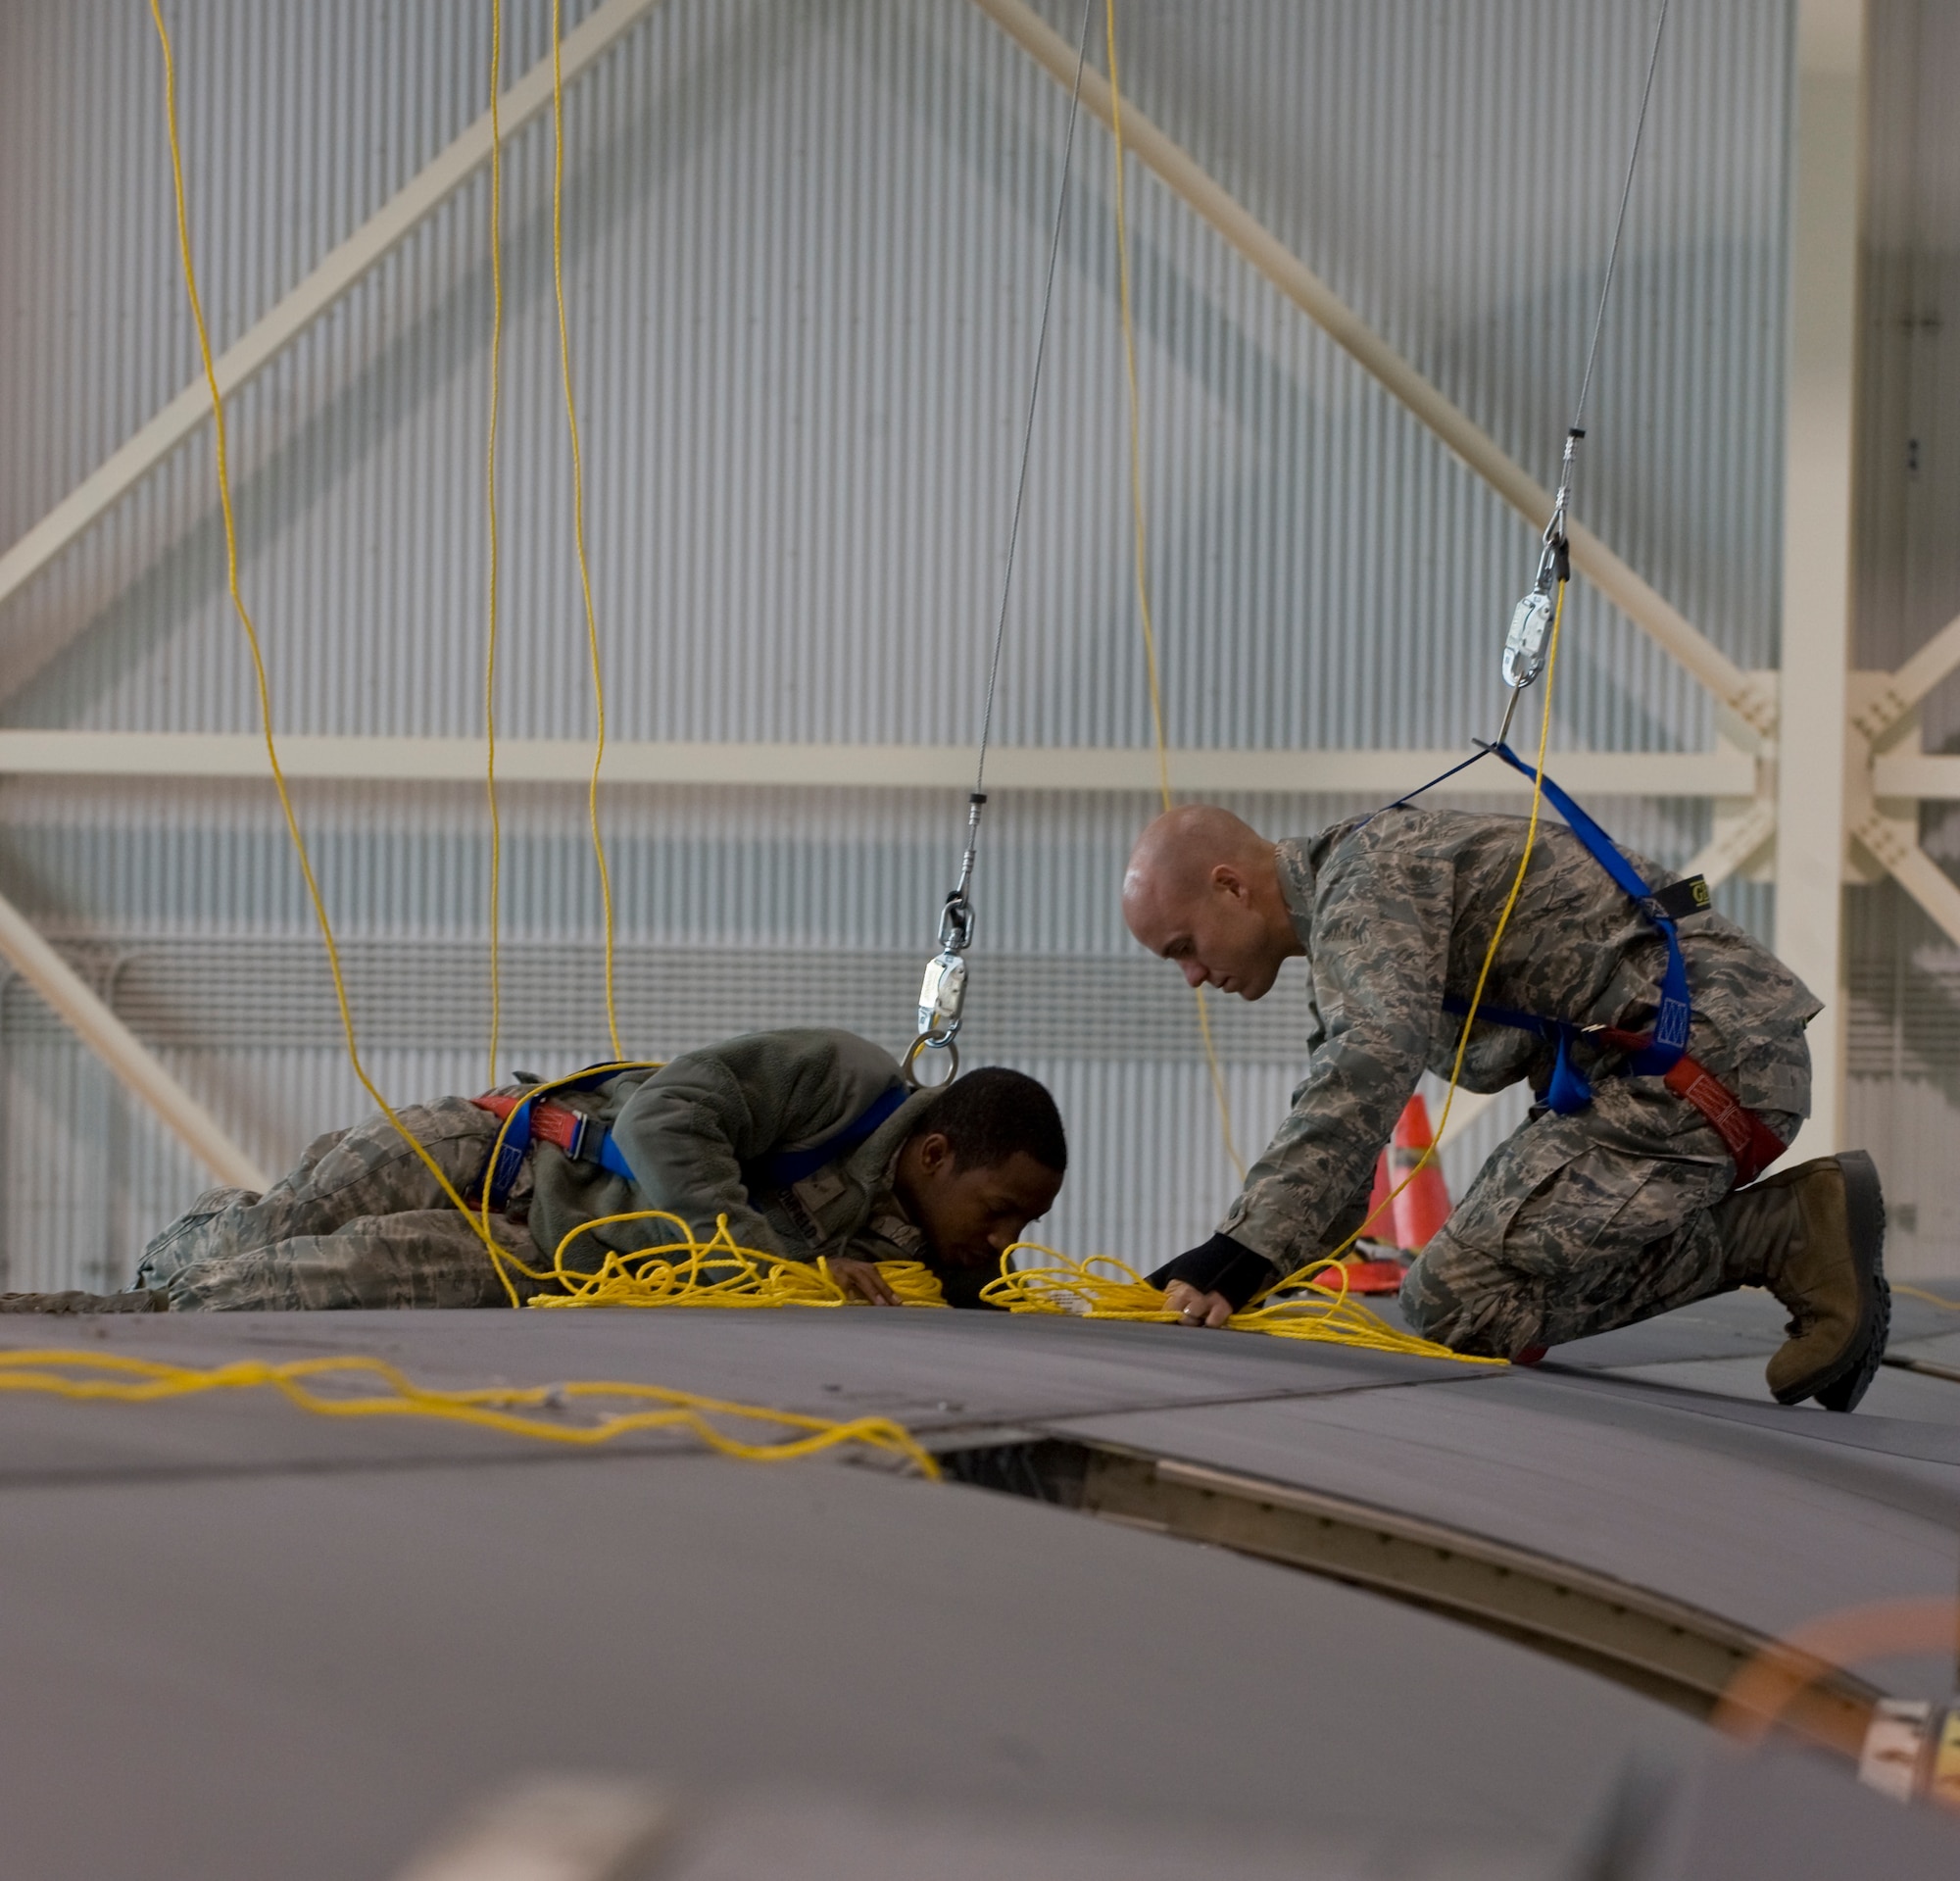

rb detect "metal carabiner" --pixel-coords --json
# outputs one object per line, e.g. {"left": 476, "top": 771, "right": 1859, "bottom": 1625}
{"left": 915, "top": 946, "right": 968, "bottom": 1046}
{"left": 905, "top": 893, "right": 973, "bottom": 1089}
{"left": 1500, "top": 431, "right": 1581, "bottom": 703}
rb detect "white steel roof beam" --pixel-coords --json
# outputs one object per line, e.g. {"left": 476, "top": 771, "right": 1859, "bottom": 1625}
{"left": 0, "top": 731, "right": 1755, "bottom": 799}
{"left": 1773, "top": 0, "right": 1866, "bottom": 1159}
{"left": 0, "top": 0, "right": 665, "bottom": 621}
{"left": 1850, "top": 608, "right": 1960, "bottom": 741}
{"left": 969, "top": 0, "right": 1776, "bottom": 736}
{"left": 0, "top": 888, "right": 270, "bottom": 1191}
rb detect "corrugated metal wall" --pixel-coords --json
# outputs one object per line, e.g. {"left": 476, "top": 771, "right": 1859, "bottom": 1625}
{"left": 1845, "top": 0, "right": 1960, "bottom": 1279}
{"left": 0, "top": 0, "right": 1807, "bottom": 1284}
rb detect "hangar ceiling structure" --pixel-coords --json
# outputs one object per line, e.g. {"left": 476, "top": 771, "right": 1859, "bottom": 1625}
{"left": 0, "top": 0, "right": 1956, "bottom": 1282}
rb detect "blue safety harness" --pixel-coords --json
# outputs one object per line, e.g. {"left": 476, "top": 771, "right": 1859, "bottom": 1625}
{"left": 479, "top": 1070, "right": 910, "bottom": 1212}
{"left": 1407, "top": 740, "right": 1706, "bottom": 1117}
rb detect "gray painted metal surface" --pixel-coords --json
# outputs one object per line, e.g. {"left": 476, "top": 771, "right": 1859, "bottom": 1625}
{"left": 0, "top": 1313, "right": 1706, "bottom": 1880}
{"left": 3, "top": 1304, "right": 1959, "bottom": 1873}
{"left": 2, "top": 1304, "right": 1954, "bottom": 1650}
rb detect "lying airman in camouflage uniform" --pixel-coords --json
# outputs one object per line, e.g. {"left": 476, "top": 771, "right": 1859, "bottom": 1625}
{"left": 0, "top": 1030, "right": 1065, "bottom": 1314}
{"left": 1122, "top": 804, "right": 1890, "bottom": 1411}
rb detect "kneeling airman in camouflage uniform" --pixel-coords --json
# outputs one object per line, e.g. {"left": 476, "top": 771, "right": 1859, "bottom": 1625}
{"left": 1, "top": 1030, "right": 1065, "bottom": 1314}
{"left": 1122, "top": 803, "right": 1889, "bottom": 1411}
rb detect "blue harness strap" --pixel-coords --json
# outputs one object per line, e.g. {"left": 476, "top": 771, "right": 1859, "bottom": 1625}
{"left": 478, "top": 1064, "right": 639, "bottom": 1211}
{"left": 762, "top": 1083, "right": 910, "bottom": 1188}
{"left": 482, "top": 1073, "right": 912, "bottom": 1213}
{"left": 1443, "top": 741, "right": 1698, "bottom": 1115}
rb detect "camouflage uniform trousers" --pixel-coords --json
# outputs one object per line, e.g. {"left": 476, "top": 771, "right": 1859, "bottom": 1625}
{"left": 136, "top": 1098, "right": 541, "bottom": 1311}
{"left": 1398, "top": 1075, "right": 1801, "bottom": 1360}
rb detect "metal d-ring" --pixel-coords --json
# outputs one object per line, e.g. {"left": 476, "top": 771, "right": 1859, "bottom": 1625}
{"left": 903, "top": 1031, "right": 960, "bottom": 1091}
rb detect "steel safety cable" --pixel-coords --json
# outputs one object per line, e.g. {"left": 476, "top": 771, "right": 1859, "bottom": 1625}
{"left": 1573, "top": 0, "right": 1670, "bottom": 440}
{"left": 1102, "top": 0, "right": 1245, "bottom": 1180}
{"left": 905, "top": 0, "right": 1098, "bottom": 1092}
{"left": 144, "top": 0, "right": 512, "bottom": 1259}
{"left": 484, "top": 0, "right": 508, "bottom": 1089}
{"left": 1494, "top": 0, "right": 1669, "bottom": 752}
{"left": 969, "top": 0, "right": 1096, "bottom": 817}
{"left": 551, "top": 0, "right": 625, "bottom": 1062}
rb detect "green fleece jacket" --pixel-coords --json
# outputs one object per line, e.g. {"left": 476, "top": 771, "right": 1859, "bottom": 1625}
{"left": 522, "top": 1028, "right": 938, "bottom": 1273}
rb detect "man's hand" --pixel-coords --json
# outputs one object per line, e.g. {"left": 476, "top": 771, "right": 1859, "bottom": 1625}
{"left": 826, "top": 1256, "right": 901, "bottom": 1307}
{"left": 1147, "top": 1232, "right": 1273, "bottom": 1325}
{"left": 1162, "top": 1279, "right": 1234, "bottom": 1327}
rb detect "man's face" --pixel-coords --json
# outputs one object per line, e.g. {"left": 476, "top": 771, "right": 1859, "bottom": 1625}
{"left": 898, "top": 1136, "right": 1063, "bottom": 1270}
{"left": 1127, "top": 864, "right": 1289, "bottom": 1001}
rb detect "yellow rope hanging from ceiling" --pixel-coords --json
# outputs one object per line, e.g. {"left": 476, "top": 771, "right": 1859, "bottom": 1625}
{"left": 1103, "top": 0, "right": 1246, "bottom": 1185}
{"left": 550, "top": 0, "right": 626, "bottom": 1063}
{"left": 145, "top": 0, "right": 505, "bottom": 1260}
{"left": 483, "top": 0, "right": 508, "bottom": 1090}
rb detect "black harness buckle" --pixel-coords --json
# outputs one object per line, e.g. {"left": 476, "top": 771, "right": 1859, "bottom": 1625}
{"left": 1643, "top": 874, "right": 1712, "bottom": 923}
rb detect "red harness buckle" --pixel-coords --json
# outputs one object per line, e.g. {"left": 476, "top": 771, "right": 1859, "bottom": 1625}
{"left": 470, "top": 1093, "right": 590, "bottom": 1160}
{"left": 1659, "top": 1054, "right": 1787, "bottom": 1187}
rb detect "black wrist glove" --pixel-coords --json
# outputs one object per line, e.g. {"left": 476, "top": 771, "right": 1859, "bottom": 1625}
{"left": 1146, "top": 1232, "right": 1277, "bottom": 1312}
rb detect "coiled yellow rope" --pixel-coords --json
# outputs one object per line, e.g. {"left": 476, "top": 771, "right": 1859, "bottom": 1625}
{"left": 0, "top": 1348, "right": 938, "bottom": 1474}
{"left": 526, "top": 1217, "right": 950, "bottom": 1312}
{"left": 512, "top": 1210, "right": 1486, "bottom": 1366}
{"left": 982, "top": 1244, "right": 1502, "bottom": 1362}
{"left": 505, "top": 1210, "right": 1487, "bottom": 1366}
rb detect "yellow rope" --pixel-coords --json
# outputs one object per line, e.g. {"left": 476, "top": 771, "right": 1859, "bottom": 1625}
{"left": 0, "top": 1348, "right": 938, "bottom": 1475}
{"left": 1104, "top": 0, "right": 1245, "bottom": 1182}
{"left": 982, "top": 1243, "right": 1500, "bottom": 1363}
{"left": 145, "top": 0, "right": 508, "bottom": 1264}
{"left": 528, "top": 1214, "right": 950, "bottom": 1312}
{"left": 484, "top": 0, "right": 507, "bottom": 1089}
{"left": 1895, "top": 1284, "right": 1960, "bottom": 1312}
{"left": 551, "top": 0, "right": 624, "bottom": 1062}
{"left": 1312, "top": 580, "right": 1569, "bottom": 1272}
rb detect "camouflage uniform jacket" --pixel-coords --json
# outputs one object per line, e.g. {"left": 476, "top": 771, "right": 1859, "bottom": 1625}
{"left": 525, "top": 1028, "right": 939, "bottom": 1272}
{"left": 1218, "top": 807, "right": 1821, "bottom": 1278}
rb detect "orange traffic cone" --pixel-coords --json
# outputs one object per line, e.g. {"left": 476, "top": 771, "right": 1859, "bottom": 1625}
{"left": 1311, "top": 1148, "right": 1407, "bottom": 1295}
{"left": 1389, "top": 1095, "right": 1453, "bottom": 1252}
{"left": 1366, "top": 1148, "right": 1394, "bottom": 1237}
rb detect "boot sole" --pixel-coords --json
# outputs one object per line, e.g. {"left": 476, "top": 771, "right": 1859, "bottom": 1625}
{"left": 1772, "top": 1150, "right": 1888, "bottom": 1412}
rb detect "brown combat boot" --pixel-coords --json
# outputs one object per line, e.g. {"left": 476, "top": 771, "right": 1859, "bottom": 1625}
{"left": 0, "top": 1289, "right": 169, "bottom": 1313}
{"left": 1712, "top": 1151, "right": 1888, "bottom": 1411}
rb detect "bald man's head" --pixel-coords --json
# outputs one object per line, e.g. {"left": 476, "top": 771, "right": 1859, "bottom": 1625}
{"left": 1122, "top": 806, "right": 1300, "bottom": 1001}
